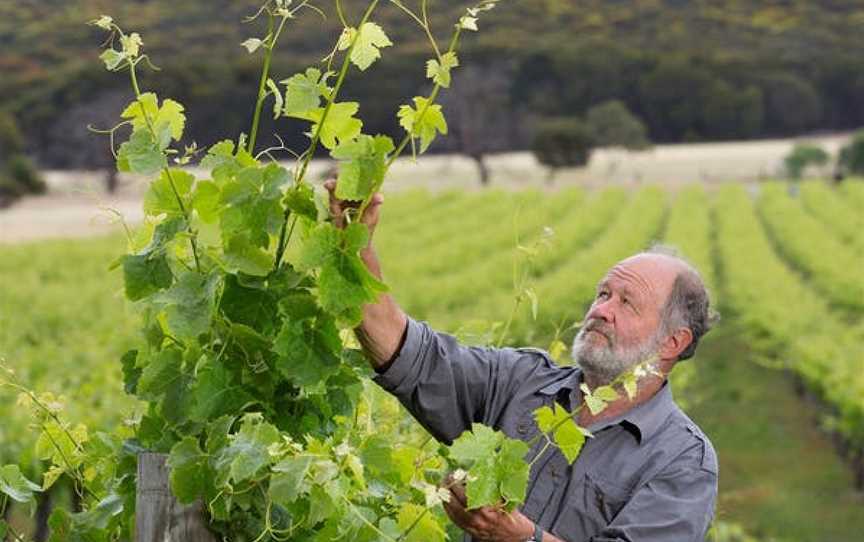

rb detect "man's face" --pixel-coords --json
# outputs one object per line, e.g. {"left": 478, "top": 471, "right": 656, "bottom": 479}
{"left": 571, "top": 255, "right": 676, "bottom": 384}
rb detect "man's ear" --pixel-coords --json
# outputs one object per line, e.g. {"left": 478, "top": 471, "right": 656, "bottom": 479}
{"left": 660, "top": 327, "right": 693, "bottom": 362}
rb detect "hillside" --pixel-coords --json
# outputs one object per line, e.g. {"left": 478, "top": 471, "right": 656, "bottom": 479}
{"left": 2, "top": 0, "right": 863, "bottom": 166}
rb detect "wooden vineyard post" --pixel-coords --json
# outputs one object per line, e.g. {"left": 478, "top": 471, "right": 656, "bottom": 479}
{"left": 136, "top": 453, "right": 218, "bottom": 542}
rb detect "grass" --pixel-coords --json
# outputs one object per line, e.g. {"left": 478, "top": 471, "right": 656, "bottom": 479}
{"left": 681, "top": 321, "right": 864, "bottom": 541}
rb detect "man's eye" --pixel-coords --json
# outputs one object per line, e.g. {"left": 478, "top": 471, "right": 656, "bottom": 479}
{"left": 597, "top": 291, "right": 609, "bottom": 299}
{"left": 621, "top": 297, "right": 629, "bottom": 305}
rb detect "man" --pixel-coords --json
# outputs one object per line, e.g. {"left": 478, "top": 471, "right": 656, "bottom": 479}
{"left": 325, "top": 181, "right": 719, "bottom": 542}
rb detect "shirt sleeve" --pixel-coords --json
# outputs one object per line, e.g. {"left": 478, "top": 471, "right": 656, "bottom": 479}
{"left": 371, "top": 317, "right": 538, "bottom": 444}
{"left": 588, "top": 441, "right": 718, "bottom": 542}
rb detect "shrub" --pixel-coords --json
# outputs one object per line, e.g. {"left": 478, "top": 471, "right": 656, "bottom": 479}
{"left": 584, "top": 100, "right": 651, "bottom": 150}
{"left": 784, "top": 143, "right": 829, "bottom": 179}
{"left": 838, "top": 129, "right": 864, "bottom": 175}
{"left": 532, "top": 117, "right": 594, "bottom": 178}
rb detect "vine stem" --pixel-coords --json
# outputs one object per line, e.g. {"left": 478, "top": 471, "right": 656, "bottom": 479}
{"left": 128, "top": 57, "right": 202, "bottom": 272}
{"left": 341, "top": 495, "right": 399, "bottom": 542}
{"left": 273, "top": 0, "right": 381, "bottom": 271}
{"left": 355, "top": 25, "right": 463, "bottom": 221}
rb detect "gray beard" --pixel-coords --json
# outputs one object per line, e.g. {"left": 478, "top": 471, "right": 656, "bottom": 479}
{"left": 571, "top": 326, "right": 661, "bottom": 385}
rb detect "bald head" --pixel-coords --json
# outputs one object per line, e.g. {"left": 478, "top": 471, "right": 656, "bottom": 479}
{"left": 626, "top": 245, "right": 717, "bottom": 361}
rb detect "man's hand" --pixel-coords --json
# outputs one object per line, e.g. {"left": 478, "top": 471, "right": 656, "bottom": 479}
{"left": 323, "top": 178, "right": 384, "bottom": 235}
{"left": 442, "top": 476, "right": 536, "bottom": 542}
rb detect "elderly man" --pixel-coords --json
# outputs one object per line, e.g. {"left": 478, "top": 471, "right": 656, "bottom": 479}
{"left": 326, "top": 181, "right": 719, "bottom": 542}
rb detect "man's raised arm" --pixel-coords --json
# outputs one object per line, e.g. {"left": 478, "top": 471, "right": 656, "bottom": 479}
{"left": 323, "top": 180, "right": 407, "bottom": 369}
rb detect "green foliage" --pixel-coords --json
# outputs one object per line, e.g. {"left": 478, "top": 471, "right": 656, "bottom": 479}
{"left": 0, "top": 112, "right": 45, "bottom": 202}
{"left": 783, "top": 143, "right": 829, "bottom": 179}
{"left": 531, "top": 117, "right": 594, "bottom": 171}
{"left": 584, "top": 100, "right": 651, "bottom": 150}
{"left": 838, "top": 129, "right": 864, "bottom": 175}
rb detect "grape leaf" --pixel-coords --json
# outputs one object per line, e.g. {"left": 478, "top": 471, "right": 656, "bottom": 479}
{"left": 121, "top": 253, "right": 173, "bottom": 301}
{"left": 120, "top": 349, "right": 141, "bottom": 395}
{"left": 0, "top": 465, "right": 41, "bottom": 503}
{"left": 425, "top": 52, "right": 459, "bottom": 88}
{"left": 222, "top": 234, "right": 273, "bottom": 277}
{"left": 290, "top": 102, "right": 363, "bottom": 150}
{"left": 214, "top": 414, "right": 281, "bottom": 484}
{"left": 280, "top": 68, "right": 331, "bottom": 115}
{"left": 332, "top": 134, "right": 395, "bottom": 201}
{"left": 337, "top": 22, "right": 393, "bottom": 71}
{"left": 397, "top": 503, "right": 446, "bottom": 542}
{"left": 153, "top": 271, "right": 221, "bottom": 341}
{"left": 168, "top": 437, "right": 208, "bottom": 504}
{"left": 117, "top": 129, "right": 165, "bottom": 175}
{"left": 497, "top": 438, "right": 530, "bottom": 506}
{"left": 297, "top": 223, "right": 387, "bottom": 324}
{"left": 269, "top": 456, "right": 313, "bottom": 505}
{"left": 449, "top": 423, "right": 500, "bottom": 465}
{"left": 190, "top": 360, "right": 255, "bottom": 422}
{"left": 192, "top": 180, "right": 221, "bottom": 223}
{"left": 121, "top": 92, "right": 186, "bottom": 142}
{"left": 137, "top": 347, "right": 182, "bottom": 398}
{"left": 397, "top": 97, "right": 448, "bottom": 154}
{"left": 143, "top": 168, "right": 194, "bottom": 218}
{"left": 273, "top": 314, "right": 342, "bottom": 388}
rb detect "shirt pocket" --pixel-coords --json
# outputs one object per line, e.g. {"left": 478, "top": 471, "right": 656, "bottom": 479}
{"left": 584, "top": 471, "right": 633, "bottom": 523}
{"left": 551, "top": 471, "right": 634, "bottom": 539}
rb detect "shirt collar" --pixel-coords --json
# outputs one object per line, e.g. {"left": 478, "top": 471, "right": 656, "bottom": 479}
{"left": 537, "top": 367, "right": 677, "bottom": 445}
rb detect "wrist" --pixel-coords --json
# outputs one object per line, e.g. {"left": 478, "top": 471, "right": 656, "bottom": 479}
{"left": 524, "top": 521, "right": 543, "bottom": 542}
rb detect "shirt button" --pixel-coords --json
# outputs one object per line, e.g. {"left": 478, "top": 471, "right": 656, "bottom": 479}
{"left": 517, "top": 422, "right": 528, "bottom": 435}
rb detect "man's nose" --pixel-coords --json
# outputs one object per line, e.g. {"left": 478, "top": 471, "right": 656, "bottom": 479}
{"left": 586, "top": 299, "right": 614, "bottom": 324}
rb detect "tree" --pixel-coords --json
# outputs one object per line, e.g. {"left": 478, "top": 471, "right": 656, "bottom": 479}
{"left": 837, "top": 129, "right": 864, "bottom": 177}
{"left": 784, "top": 143, "right": 829, "bottom": 180}
{"left": 0, "top": 112, "right": 44, "bottom": 207}
{"left": 584, "top": 100, "right": 651, "bottom": 150}
{"left": 531, "top": 117, "right": 594, "bottom": 182}
{"left": 438, "top": 63, "right": 515, "bottom": 186}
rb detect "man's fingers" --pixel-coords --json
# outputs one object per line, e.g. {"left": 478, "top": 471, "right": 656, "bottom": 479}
{"left": 449, "top": 482, "right": 468, "bottom": 506}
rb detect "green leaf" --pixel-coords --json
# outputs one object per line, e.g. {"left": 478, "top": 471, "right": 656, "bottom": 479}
{"left": 137, "top": 347, "right": 182, "bottom": 398}
{"left": 283, "top": 184, "right": 318, "bottom": 221}
{"left": 214, "top": 414, "right": 280, "bottom": 484}
{"left": 269, "top": 456, "right": 313, "bottom": 505}
{"left": 273, "top": 315, "right": 342, "bottom": 388}
{"left": 496, "top": 438, "right": 530, "bottom": 507}
{"left": 332, "top": 134, "right": 395, "bottom": 201}
{"left": 241, "top": 37, "right": 263, "bottom": 53}
{"left": 120, "top": 349, "right": 141, "bottom": 395}
{"left": 190, "top": 360, "right": 255, "bottom": 422}
{"left": 219, "top": 274, "right": 279, "bottom": 336}
{"left": 289, "top": 102, "right": 363, "bottom": 150}
{"left": 154, "top": 271, "right": 221, "bottom": 341}
{"left": 296, "top": 223, "right": 386, "bottom": 324}
{"left": 397, "top": 503, "right": 446, "bottom": 542}
{"left": 622, "top": 373, "right": 638, "bottom": 400}
{"left": 0, "top": 465, "right": 41, "bottom": 503}
{"left": 144, "top": 168, "right": 194, "bottom": 218}
{"left": 425, "top": 52, "right": 460, "bottom": 88}
{"left": 397, "top": 97, "right": 448, "bottom": 154}
{"left": 117, "top": 129, "right": 165, "bottom": 175}
{"left": 222, "top": 234, "right": 273, "bottom": 277}
{"left": 168, "top": 437, "right": 208, "bottom": 504}
{"left": 121, "top": 253, "right": 173, "bottom": 301}
{"left": 280, "top": 68, "right": 330, "bottom": 115}
{"left": 595, "top": 385, "right": 619, "bottom": 402}
{"left": 337, "top": 22, "right": 393, "bottom": 71}
{"left": 99, "top": 49, "right": 125, "bottom": 70}
{"left": 582, "top": 383, "right": 608, "bottom": 416}
{"left": 449, "top": 423, "right": 500, "bottom": 465}
{"left": 121, "top": 92, "right": 186, "bottom": 142}
{"left": 266, "top": 78, "right": 283, "bottom": 120}
{"left": 465, "top": 458, "right": 498, "bottom": 508}
{"left": 192, "top": 180, "right": 221, "bottom": 223}
{"left": 139, "top": 217, "right": 187, "bottom": 257}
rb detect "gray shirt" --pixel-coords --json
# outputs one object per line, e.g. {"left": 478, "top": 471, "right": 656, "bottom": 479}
{"left": 373, "top": 318, "right": 718, "bottom": 542}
